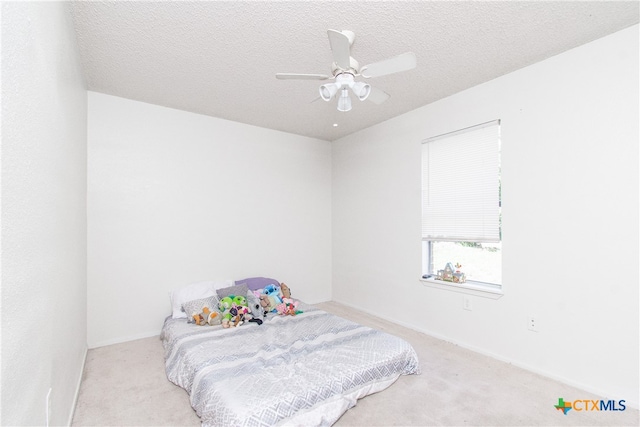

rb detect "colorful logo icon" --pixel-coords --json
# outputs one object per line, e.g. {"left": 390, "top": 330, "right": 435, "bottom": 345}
{"left": 555, "top": 398, "right": 572, "bottom": 415}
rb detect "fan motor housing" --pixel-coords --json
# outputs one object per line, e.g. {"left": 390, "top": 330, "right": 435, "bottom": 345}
{"left": 332, "top": 57, "right": 360, "bottom": 76}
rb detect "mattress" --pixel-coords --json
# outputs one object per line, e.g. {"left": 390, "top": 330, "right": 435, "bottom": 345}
{"left": 161, "top": 302, "right": 420, "bottom": 426}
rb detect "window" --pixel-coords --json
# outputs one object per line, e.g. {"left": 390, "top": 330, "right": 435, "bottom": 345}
{"left": 421, "top": 120, "right": 501, "bottom": 290}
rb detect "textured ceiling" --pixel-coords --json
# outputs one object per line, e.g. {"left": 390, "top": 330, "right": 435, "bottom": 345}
{"left": 70, "top": 1, "right": 639, "bottom": 141}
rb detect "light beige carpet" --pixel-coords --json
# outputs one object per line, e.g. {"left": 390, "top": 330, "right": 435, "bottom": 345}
{"left": 72, "top": 301, "right": 638, "bottom": 426}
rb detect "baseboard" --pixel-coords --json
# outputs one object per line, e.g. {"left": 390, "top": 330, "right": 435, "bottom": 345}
{"left": 88, "top": 330, "right": 160, "bottom": 349}
{"left": 331, "top": 299, "right": 639, "bottom": 410}
{"left": 67, "top": 346, "right": 88, "bottom": 426}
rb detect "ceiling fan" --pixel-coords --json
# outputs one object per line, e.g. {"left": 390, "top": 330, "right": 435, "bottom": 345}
{"left": 276, "top": 29, "right": 416, "bottom": 112}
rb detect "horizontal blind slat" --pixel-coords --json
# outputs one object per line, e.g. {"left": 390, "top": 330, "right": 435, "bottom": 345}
{"left": 422, "top": 120, "right": 500, "bottom": 242}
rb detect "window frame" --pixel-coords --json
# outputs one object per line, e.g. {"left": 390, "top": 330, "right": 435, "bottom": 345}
{"left": 422, "top": 241, "right": 503, "bottom": 294}
{"left": 420, "top": 120, "right": 503, "bottom": 297}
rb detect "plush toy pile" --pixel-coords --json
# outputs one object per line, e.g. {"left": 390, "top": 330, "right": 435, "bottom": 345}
{"left": 181, "top": 280, "right": 302, "bottom": 329}
{"left": 255, "top": 283, "right": 303, "bottom": 316}
{"left": 218, "top": 295, "right": 263, "bottom": 328}
{"left": 276, "top": 298, "right": 302, "bottom": 316}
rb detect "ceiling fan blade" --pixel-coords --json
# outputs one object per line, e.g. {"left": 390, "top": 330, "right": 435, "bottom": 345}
{"left": 360, "top": 52, "right": 417, "bottom": 78}
{"left": 276, "top": 73, "right": 330, "bottom": 80}
{"left": 327, "top": 29, "right": 352, "bottom": 70}
{"left": 367, "top": 87, "right": 390, "bottom": 105}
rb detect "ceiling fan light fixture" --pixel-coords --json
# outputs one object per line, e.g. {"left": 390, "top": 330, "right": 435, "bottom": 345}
{"left": 351, "top": 81, "right": 371, "bottom": 101}
{"left": 319, "top": 83, "right": 339, "bottom": 101}
{"left": 337, "top": 88, "right": 352, "bottom": 112}
{"left": 277, "top": 29, "right": 416, "bottom": 114}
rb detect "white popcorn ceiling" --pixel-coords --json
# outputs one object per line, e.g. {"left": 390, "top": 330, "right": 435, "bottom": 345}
{"left": 70, "top": 1, "right": 638, "bottom": 141}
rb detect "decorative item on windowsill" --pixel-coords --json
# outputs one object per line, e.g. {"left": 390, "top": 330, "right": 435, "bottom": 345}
{"left": 436, "top": 262, "right": 466, "bottom": 283}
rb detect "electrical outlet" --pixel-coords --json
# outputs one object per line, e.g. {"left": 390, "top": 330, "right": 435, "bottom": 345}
{"left": 46, "top": 388, "right": 52, "bottom": 427}
{"left": 463, "top": 296, "right": 472, "bottom": 311}
{"left": 527, "top": 316, "right": 538, "bottom": 332}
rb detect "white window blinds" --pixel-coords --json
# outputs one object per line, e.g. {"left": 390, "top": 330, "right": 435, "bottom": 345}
{"left": 421, "top": 120, "right": 500, "bottom": 243}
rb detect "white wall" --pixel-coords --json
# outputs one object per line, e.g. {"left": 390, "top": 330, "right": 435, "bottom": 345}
{"left": 87, "top": 93, "right": 332, "bottom": 347}
{"left": 332, "top": 25, "right": 639, "bottom": 406}
{"left": 1, "top": 2, "right": 88, "bottom": 426}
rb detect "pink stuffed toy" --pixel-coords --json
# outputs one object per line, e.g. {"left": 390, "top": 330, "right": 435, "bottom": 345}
{"left": 275, "top": 298, "right": 302, "bottom": 316}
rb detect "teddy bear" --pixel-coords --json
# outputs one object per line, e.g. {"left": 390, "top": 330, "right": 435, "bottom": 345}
{"left": 259, "top": 294, "right": 279, "bottom": 313}
{"left": 280, "top": 283, "right": 291, "bottom": 299}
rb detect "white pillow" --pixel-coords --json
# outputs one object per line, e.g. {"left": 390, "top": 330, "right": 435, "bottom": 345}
{"left": 170, "top": 279, "right": 232, "bottom": 319}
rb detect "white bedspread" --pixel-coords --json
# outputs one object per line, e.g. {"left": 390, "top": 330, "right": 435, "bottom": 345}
{"left": 161, "top": 304, "right": 420, "bottom": 426}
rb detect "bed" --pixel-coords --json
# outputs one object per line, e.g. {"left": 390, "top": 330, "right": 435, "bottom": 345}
{"left": 161, "top": 297, "right": 420, "bottom": 426}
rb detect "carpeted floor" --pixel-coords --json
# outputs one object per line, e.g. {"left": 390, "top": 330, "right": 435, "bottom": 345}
{"left": 72, "top": 301, "right": 638, "bottom": 426}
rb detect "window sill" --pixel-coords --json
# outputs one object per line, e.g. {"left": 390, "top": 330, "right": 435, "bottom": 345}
{"left": 419, "top": 277, "right": 503, "bottom": 299}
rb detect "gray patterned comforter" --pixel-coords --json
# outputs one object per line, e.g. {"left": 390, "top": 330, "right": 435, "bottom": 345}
{"left": 161, "top": 303, "right": 420, "bottom": 426}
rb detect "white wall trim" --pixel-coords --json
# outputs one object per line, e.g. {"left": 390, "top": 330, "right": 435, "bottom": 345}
{"left": 88, "top": 330, "right": 160, "bottom": 350}
{"left": 66, "top": 346, "right": 88, "bottom": 426}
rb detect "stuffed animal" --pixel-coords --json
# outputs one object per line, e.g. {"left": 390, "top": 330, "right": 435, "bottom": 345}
{"left": 218, "top": 296, "right": 234, "bottom": 314}
{"left": 219, "top": 296, "right": 240, "bottom": 328}
{"left": 192, "top": 310, "right": 207, "bottom": 325}
{"left": 246, "top": 293, "right": 267, "bottom": 321}
{"left": 251, "top": 284, "right": 295, "bottom": 315}
{"left": 280, "top": 283, "right": 291, "bottom": 299}
{"left": 275, "top": 298, "right": 303, "bottom": 316}
{"left": 232, "top": 295, "right": 247, "bottom": 307}
{"left": 258, "top": 294, "right": 270, "bottom": 311}
{"left": 233, "top": 295, "right": 263, "bottom": 325}
{"left": 259, "top": 294, "right": 279, "bottom": 313}
{"left": 219, "top": 296, "right": 233, "bottom": 311}
{"left": 263, "top": 284, "right": 283, "bottom": 304}
{"left": 261, "top": 284, "right": 283, "bottom": 313}
{"left": 192, "top": 306, "right": 221, "bottom": 326}
{"left": 206, "top": 307, "right": 221, "bottom": 325}
{"left": 228, "top": 305, "right": 245, "bottom": 327}
{"left": 219, "top": 295, "right": 263, "bottom": 328}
